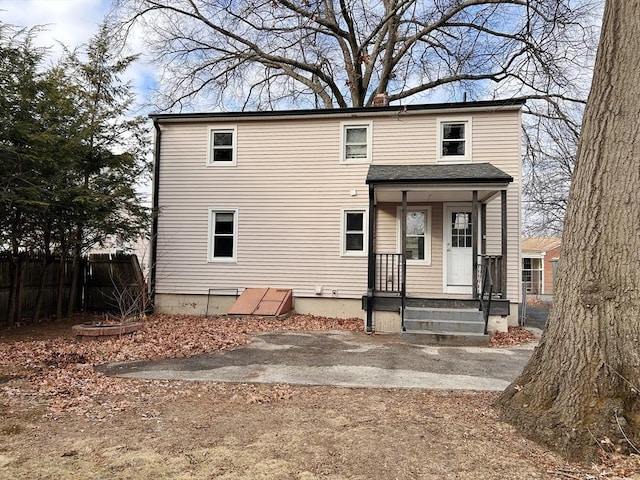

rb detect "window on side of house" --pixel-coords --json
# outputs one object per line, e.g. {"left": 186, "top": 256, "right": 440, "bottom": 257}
{"left": 522, "top": 257, "right": 543, "bottom": 294}
{"left": 208, "top": 208, "right": 238, "bottom": 262}
{"left": 397, "top": 207, "right": 432, "bottom": 264}
{"left": 342, "top": 209, "right": 367, "bottom": 256}
{"left": 207, "top": 126, "right": 237, "bottom": 166}
{"left": 341, "top": 121, "right": 372, "bottom": 163}
{"left": 437, "top": 118, "right": 472, "bottom": 162}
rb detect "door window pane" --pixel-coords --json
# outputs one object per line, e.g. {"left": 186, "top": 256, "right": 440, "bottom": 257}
{"left": 451, "top": 212, "right": 472, "bottom": 248}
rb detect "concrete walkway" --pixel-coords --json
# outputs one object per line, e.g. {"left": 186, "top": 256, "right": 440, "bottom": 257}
{"left": 101, "top": 330, "right": 537, "bottom": 392}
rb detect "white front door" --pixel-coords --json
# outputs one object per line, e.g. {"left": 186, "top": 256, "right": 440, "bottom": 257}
{"left": 445, "top": 206, "right": 473, "bottom": 294}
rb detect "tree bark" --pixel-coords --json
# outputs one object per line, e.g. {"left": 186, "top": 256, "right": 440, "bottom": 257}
{"left": 32, "top": 257, "right": 51, "bottom": 322}
{"left": 497, "top": 0, "right": 640, "bottom": 461}
{"left": 65, "top": 225, "right": 83, "bottom": 318}
{"left": 14, "top": 258, "right": 24, "bottom": 323}
{"left": 55, "top": 252, "right": 66, "bottom": 321}
{"left": 6, "top": 258, "right": 18, "bottom": 327}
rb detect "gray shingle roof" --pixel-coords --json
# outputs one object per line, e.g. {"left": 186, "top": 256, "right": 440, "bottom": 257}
{"left": 366, "top": 163, "right": 513, "bottom": 185}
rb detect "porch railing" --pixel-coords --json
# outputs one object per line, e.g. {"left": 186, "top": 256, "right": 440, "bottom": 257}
{"left": 374, "top": 253, "right": 403, "bottom": 293}
{"left": 478, "top": 255, "right": 503, "bottom": 298}
{"left": 478, "top": 259, "right": 494, "bottom": 334}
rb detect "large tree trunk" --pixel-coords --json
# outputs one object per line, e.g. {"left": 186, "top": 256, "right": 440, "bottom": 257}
{"left": 497, "top": 0, "right": 640, "bottom": 461}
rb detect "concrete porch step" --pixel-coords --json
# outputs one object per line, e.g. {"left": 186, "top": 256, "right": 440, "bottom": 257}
{"left": 404, "top": 306, "right": 486, "bottom": 335}
{"left": 404, "top": 318, "right": 485, "bottom": 334}
{"left": 404, "top": 306, "right": 483, "bottom": 322}
{"left": 400, "top": 331, "right": 490, "bottom": 347}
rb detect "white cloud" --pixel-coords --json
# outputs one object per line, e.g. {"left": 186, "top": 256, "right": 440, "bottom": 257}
{"left": 1, "top": 0, "right": 108, "bottom": 57}
{"left": 1, "top": 0, "right": 157, "bottom": 112}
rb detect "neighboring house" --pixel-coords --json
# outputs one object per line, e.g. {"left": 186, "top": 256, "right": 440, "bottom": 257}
{"left": 149, "top": 98, "right": 524, "bottom": 334}
{"left": 90, "top": 234, "right": 150, "bottom": 278}
{"left": 521, "top": 238, "right": 561, "bottom": 295}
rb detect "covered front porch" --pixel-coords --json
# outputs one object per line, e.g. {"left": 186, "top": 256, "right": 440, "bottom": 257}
{"left": 363, "top": 163, "right": 514, "bottom": 335}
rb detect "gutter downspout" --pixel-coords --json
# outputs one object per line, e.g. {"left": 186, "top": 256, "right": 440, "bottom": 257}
{"left": 401, "top": 190, "right": 407, "bottom": 331}
{"left": 149, "top": 118, "right": 162, "bottom": 312}
{"left": 366, "top": 184, "right": 375, "bottom": 333}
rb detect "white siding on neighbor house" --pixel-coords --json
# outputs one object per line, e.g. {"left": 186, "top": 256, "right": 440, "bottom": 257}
{"left": 155, "top": 107, "right": 522, "bottom": 302}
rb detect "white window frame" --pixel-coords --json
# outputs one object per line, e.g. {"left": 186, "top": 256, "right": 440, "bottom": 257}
{"left": 207, "top": 125, "right": 237, "bottom": 166}
{"left": 341, "top": 208, "right": 368, "bottom": 256}
{"left": 396, "top": 206, "right": 432, "bottom": 265}
{"left": 522, "top": 255, "right": 544, "bottom": 294}
{"left": 340, "top": 121, "right": 373, "bottom": 164}
{"left": 436, "top": 117, "right": 472, "bottom": 163}
{"left": 208, "top": 208, "right": 238, "bottom": 263}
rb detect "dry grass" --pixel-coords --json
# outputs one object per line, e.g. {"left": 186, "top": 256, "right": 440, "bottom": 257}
{"left": 0, "top": 313, "right": 638, "bottom": 479}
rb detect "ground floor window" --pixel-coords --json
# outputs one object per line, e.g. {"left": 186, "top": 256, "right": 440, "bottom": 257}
{"left": 341, "top": 209, "right": 367, "bottom": 256}
{"left": 397, "top": 206, "right": 432, "bottom": 264}
{"left": 208, "top": 208, "right": 238, "bottom": 262}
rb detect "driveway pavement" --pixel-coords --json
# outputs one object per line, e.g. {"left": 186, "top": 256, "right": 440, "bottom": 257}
{"left": 101, "top": 330, "right": 536, "bottom": 392}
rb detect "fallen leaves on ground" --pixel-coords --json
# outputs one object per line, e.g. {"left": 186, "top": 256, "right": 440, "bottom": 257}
{"left": 526, "top": 296, "right": 552, "bottom": 308}
{"left": 490, "top": 326, "right": 538, "bottom": 347}
{"left": 0, "top": 313, "right": 361, "bottom": 417}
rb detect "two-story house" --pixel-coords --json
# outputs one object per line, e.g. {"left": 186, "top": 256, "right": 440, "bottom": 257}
{"left": 149, "top": 98, "right": 524, "bottom": 338}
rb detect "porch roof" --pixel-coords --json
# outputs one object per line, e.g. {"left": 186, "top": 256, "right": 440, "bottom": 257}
{"left": 366, "top": 163, "right": 513, "bottom": 185}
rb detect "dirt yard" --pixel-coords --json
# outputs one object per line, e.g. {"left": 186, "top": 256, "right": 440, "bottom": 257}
{"left": 0, "top": 313, "right": 638, "bottom": 479}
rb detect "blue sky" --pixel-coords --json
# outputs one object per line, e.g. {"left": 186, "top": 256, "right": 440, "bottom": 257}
{"left": 1, "top": 0, "right": 155, "bottom": 113}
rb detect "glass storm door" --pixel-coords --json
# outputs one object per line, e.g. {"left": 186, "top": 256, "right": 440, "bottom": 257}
{"left": 445, "top": 207, "right": 473, "bottom": 293}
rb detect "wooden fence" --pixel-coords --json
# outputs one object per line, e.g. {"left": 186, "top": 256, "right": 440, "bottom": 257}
{"left": 0, "top": 253, "right": 145, "bottom": 325}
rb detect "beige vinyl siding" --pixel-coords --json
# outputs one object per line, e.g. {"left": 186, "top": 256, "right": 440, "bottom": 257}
{"left": 473, "top": 111, "right": 522, "bottom": 302}
{"left": 157, "top": 118, "right": 370, "bottom": 298}
{"left": 369, "top": 110, "right": 521, "bottom": 301}
{"left": 155, "top": 107, "right": 522, "bottom": 302}
{"left": 375, "top": 203, "right": 444, "bottom": 296}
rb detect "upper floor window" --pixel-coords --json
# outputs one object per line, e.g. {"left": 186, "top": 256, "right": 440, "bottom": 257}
{"left": 437, "top": 118, "right": 472, "bottom": 162}
{"left": 341, "top": 121, "right": 372, "bottom": 163}
{"left": 207, "top": 126, "right": 237, "bottom": 166}
{"left": 341, "top": 208, "right": 367, "bottom": 256}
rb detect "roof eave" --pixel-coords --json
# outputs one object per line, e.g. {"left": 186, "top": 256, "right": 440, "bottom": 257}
{"left": 366, "top": 176, "right": 513, "bottom": 186}
{"left": 149, "top": 98, "right": 526, "bottom": 122}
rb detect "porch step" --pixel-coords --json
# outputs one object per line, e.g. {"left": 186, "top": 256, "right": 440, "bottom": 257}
{"left": 400, "top": 331, "right": 490, "bottom": 347}
{"left": 403, "top": 307, "right": 485, "bottom": 335}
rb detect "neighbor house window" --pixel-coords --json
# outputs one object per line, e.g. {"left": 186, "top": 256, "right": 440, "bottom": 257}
{"left": 437, "top": 118, "right": 472, "bottom": 162}
{"left": 207, "top": 126, "right": 237, "bottom": 166}
{"left": 397, "top": 207, "right": 432, "bottom": 263}
{"left": 208, "top": 208, "right": 238, "bottom": 262}
{"left": 341, "top": 209, "right": 367, "bottom": 256}
{"left": 341, "top": 121, "right": 372, "bottom": 163}
{"left": 522, "top": 257, "right": 543, "bottom": 294}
